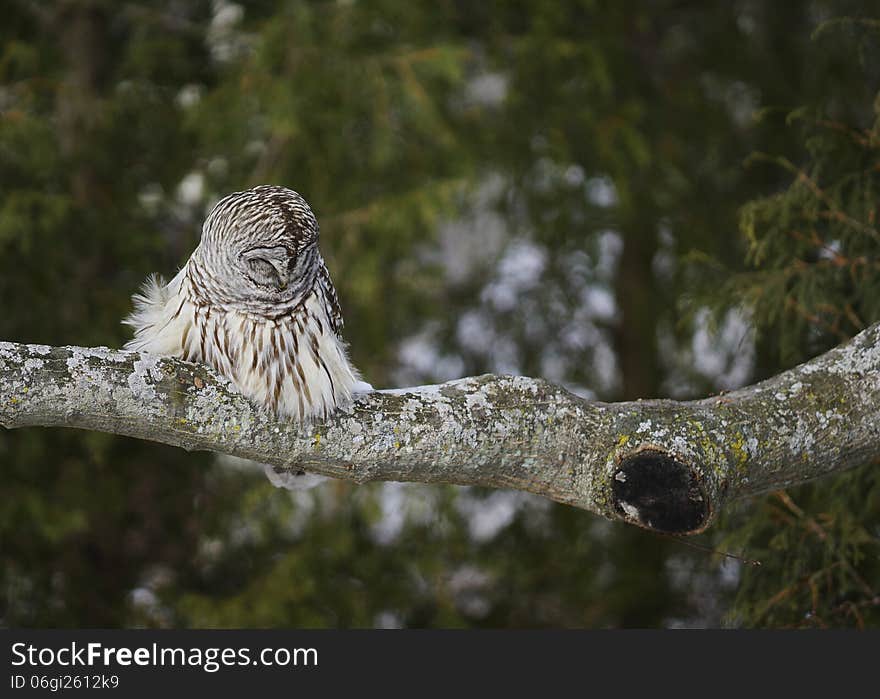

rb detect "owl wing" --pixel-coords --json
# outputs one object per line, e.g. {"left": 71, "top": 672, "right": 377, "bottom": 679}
{"left": 317, "top": 259, "right": 344, "bottom": 337}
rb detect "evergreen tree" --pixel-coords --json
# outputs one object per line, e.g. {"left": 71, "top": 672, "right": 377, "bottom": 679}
{"left": 711, "top": 18, "right": 880, "bottom": 627}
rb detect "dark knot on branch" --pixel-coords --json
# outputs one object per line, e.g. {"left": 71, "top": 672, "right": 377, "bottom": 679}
{"left": 612, "top": 449, "right": 710, "bottom": 534}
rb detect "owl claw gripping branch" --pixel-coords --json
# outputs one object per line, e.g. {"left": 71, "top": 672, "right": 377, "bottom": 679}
{"left": 124, "top": 185, "right": 363, "bottom": 421}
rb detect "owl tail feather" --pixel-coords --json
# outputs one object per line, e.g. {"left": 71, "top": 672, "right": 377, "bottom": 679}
{"left": 122, "top": 271, "right": 183, "bottom": 352}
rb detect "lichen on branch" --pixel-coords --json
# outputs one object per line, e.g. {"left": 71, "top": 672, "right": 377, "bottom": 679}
{"left": 2, "top": 321, "right": 880, "bottom": 535}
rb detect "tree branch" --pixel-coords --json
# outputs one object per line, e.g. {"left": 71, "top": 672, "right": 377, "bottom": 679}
{"left": 3, "top": 323, "right": 880, "bottom": 534}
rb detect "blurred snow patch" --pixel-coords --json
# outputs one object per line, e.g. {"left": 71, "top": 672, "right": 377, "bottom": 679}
{"left": 455, "top": 489, "right": 536, "bottom": 543}
{"left": 371, "top": 482, "right": 438, "bottom": 546}
{"left": 396, "top": 328, "right": 465, "bottom": 384}
{"left": 449, "top": 565, "right": 492, "bottom": 618}
{"left": 586, "top": 176, "right": 618, "bottom": 208}
{"left": 211, "top": 0, "right": 243, "bottom": 29}
{"left": 176, "top": 84, "right": 203, "bottom": 109}
{"left": 177, "top": 172, "right": 205, "bottom": 207}
{"left": 128, "top": 567, "right": 175, "bottom": 627}
{"left": 818, "top": 239, "right": 841, "bottom": 260}
{"left": 481, "top": 240, "right": 547, "bottom": 312}
{"left": 591, "top": 341, "right": 620, "bottom": 394}
{"left": 456, "top": 310, "right": 495, "bottom": 355}
{"left": 597, "top": 229, "right": 623, "bottom": 273}
{"left": 464, "top": 71, "right": 509, "bottom": 107}
{"left": 691, "top": 308, "right": 754, "bottom": 390}
{"left": 434, "top": 173, "right": 508, "bottom": 286}
{"left": 374, "top": 610, "right": 404, "bottom": 629}
{"left": 138, "top": 183, "right": 164, "bottom": 214}
{"left": 208, "top": 1, "right": 247, "bottom": 62}
{"left": 661, "top": 307, "right": 755, "bottom": 397}
{"left": 583, "top": 286, "right": 616, "bottom": 321}
{"left": 564, "top": 164, "right": 586, "bottom": 188}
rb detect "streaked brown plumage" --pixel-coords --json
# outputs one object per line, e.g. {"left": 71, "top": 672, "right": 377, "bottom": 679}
{"left": 124, "top": 185, "right": 365, "bottom": 421}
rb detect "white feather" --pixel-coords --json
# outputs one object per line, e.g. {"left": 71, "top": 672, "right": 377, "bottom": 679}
{"left": 123, "top": 268, "right": 192, "bottom": 358}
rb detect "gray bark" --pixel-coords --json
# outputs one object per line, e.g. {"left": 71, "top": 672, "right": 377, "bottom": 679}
{"left": 2, "top": 322, "right": 880, "bottom": 534}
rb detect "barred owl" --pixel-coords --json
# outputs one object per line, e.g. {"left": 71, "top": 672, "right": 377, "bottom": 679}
{"left": 124, "top": 185, "right": 364, "bottom": 422}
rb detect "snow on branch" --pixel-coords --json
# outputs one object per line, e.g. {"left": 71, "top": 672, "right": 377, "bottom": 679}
{"left": 2, "top": 322, "right": 880, "bottom": 534}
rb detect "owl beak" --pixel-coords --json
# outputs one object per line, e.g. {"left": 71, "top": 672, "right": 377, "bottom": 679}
{"left": 267, "top": 259, "right": 289, "bottom": 291}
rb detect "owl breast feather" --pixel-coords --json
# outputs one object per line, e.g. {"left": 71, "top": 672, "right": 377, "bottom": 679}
{"left": 123, "top": 266, "right": 362, "bottom": 421}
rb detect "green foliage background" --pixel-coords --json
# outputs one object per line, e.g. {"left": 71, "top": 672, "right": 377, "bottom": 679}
{"left": 1, "top": 0, "right": 878, "bottom": 627}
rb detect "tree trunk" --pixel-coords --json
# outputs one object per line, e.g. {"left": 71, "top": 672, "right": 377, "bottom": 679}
{"left": 55, "top": 0, "right": 107, "bottom": 206}
{"left": 615, "top": 214, "right": 661, "bottom": 400}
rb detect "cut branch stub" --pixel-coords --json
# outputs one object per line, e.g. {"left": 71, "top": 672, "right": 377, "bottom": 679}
{"left": 612, "top": 448, "right": 710, "bottom": 534}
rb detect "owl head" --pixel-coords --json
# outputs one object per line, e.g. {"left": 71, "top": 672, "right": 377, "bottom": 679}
{"left": 193, "top": 185, "right": 322, "bottom": 311}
